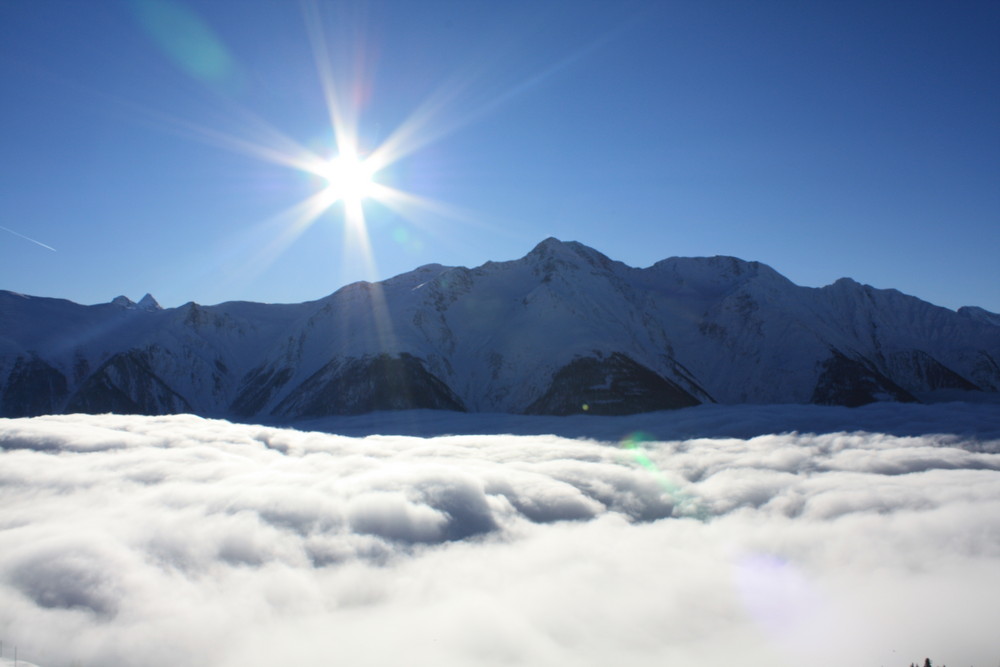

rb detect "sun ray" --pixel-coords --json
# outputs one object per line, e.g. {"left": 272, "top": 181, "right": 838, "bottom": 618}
{"left": 363, "top": 78, "right": 469, "bottom": 175}
{"left": 97, "top": 91, "right": 319, "bottom": 174}
{"left": 337, "top": 194, "right": 401, "bottom": 356}
{"left": 365, "top": 17, "right": 626, "bottom": 176}
{"left": 261, "top": 187, "right": 340, "bottom": 256}
{"left": 367, "top": 183, "right": 504, "bottom": 236}
{"left": 207, "top": 186, "right": 339, "bottom": 296}
{"left": 300, "top": 0, "right": 367, "bottom": 164}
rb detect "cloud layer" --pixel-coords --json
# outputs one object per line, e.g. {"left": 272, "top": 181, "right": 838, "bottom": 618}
{"left": 1, "top": 409, "right": 999, "bottom": 667}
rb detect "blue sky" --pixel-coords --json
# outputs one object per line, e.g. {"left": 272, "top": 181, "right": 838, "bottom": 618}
{"left": 1, "top": 0, "right": 997, "bottom": 311}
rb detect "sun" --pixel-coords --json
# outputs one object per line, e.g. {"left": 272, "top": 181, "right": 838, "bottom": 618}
{"left": 319, "top": 151, "right": 377, "bottom": 206}
{"left": 171, "top": 4, "right": 486, "bottom": 279}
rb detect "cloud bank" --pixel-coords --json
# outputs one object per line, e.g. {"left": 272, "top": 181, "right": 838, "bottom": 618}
{"left": 1, "top": 409, "right": 999, "bottom": 667}
{"left": 292, "top": 399, "right": 1000, "bottom": 440}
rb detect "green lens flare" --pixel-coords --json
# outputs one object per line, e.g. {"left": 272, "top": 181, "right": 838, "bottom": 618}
{"left": 131, "top": 0, "right": 237, "bottom": 85}
{"left": 620, "top": 432, "right": 708, "bottom": 521}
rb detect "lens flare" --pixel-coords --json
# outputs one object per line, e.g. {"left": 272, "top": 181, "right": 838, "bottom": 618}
{"left": 130, "top": 0, "right": 237, "bottom": 88}
{"left": 732, "top": 552, "right": 837, "bottom": 661}
{"left": 620, "top": 432, "right": 707, "bottom": 520}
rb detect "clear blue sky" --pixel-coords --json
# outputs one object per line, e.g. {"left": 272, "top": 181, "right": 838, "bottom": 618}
{"left": 1, "top": 0, "right": 998, "bottom": 311}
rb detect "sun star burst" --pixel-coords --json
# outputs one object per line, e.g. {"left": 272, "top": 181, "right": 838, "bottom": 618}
{"left": 318, "top": 151, "right": 377, "bottom": 206}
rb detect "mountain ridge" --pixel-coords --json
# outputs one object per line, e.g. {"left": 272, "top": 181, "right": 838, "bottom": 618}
{"left": 2, "top": 238, "right": 998, "bottom": 419}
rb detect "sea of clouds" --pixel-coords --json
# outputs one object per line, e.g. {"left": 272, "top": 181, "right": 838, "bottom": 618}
{"left": 1, "top": 404, "right": 999, "bottom": 667}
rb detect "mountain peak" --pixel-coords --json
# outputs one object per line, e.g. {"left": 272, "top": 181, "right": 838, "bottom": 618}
{"left": 832, "top": 277, "right": 860, "bottom": 287}
{"left": 111, "top": 294, "right": 161, "bottom": 311}
{"left": 138, "top": 293, "right": 162, "bottom": 311}
{"left": 958, "top": 305, "right": 1000, "bottom": 327}
{"left": 528, "top": 237, "right": 568, "bottom": 255}
{"left": 525, "top": 238, "right": 616, "bottom": 271}
{"left": 648, "top": 255, "right": 789, "bottom": 297}
{"left": 111, "top": 295, "right": 136, "bottom": 308}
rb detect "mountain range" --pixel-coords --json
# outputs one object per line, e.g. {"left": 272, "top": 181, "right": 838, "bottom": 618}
{"left": 2, "top": 238, "right": 998, "bottom": 419}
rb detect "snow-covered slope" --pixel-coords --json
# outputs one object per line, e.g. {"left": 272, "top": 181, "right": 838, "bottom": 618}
{"left": 1, "top": 239, "right": 998, "bottom": 418}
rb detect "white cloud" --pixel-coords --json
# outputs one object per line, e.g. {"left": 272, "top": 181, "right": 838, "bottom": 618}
{"left": 0, "top": 408, "right": 998, "bottom": 667}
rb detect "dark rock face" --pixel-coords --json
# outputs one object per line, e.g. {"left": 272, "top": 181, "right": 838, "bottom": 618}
{"left": 276, "top": 353, "right": 466, "bottom": 417}
{"left": 0, "top": 355, "right": 67, "bottom": 417}
{"left": 230, "top": 365, "right": 294, "bottom": 416}
{"left": 812, "top": 350, "right": 917, "bottom": 407}
{"left": 66, "top": 349, "right": 192, "bottom": 415}
{"left": 525, "top": 352, "right": 701, "bottom": 416}
{"left": 969, "top": 351, "right": 1000, "bottom": 391}
{"left": 886, "top": 350, "right": 981, "bottom": 392}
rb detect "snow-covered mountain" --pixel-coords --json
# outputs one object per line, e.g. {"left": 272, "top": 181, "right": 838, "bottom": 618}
{"left": 2, "top": 238, "right": 998, "bottom": 418}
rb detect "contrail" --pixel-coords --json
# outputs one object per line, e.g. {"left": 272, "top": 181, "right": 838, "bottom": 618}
{"left": 0, "top": 225, "right": 56, "bottom": 252}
